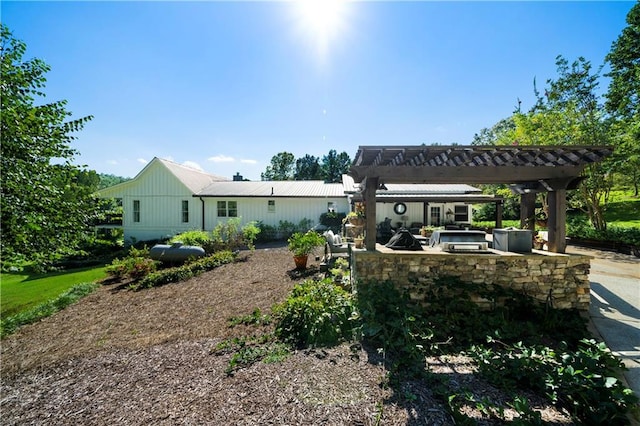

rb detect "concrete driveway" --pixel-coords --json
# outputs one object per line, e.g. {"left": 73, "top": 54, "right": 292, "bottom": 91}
{"left": 567, "top": 245, "right": 640, "bottom": 398}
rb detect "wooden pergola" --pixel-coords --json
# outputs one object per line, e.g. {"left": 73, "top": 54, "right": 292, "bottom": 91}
{"left": 349, "top": 145, "right": 613, "bottom": 253}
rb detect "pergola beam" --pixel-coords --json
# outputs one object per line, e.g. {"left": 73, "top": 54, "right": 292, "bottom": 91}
{"left": 349, "top": 145, "right": 613, "bottom": 254}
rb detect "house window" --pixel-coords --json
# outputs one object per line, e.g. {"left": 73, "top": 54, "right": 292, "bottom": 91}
{"left": 454, "top": 205, "right": 469, "bottom": 222}
{"left": 430, "top": 206, "right": 441, "bottom": 226}
{"left": 217, "top": 201, "right": 227, "bottom": 217}
{"left": 133, "top": 200, "right": 140, "bottom": 223}
{"left": 327, "top": 202, "right": 336, "bottom": 213}
{"left": 228, "top": 201, "right": 237, "bottom": 217}
{"left": 217, "top": 201, "right": 238, "bottom": 217}
{"left": 181, "top": 200, "right": 189, "bottom": 223}
{"left": 268, "top": 200, "right": 276, "bottom": 213}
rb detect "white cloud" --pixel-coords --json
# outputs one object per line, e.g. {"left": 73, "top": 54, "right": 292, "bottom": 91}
{"left": 182, "top": 161, "right": 203, "bottom": 171}
{"left": 137, "top": 158, "right": 148, "bottom": 164}
{"left": 107, "top": 160, "right": 118, "bottom": 165}
{"left": 240, "top": 159, "right": 258, "bottom": 164}
{"left": 208, "top": 154, "right": 235, "bottom": 163}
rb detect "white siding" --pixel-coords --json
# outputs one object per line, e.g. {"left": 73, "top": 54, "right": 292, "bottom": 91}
{"left": 375, "top": 202, "right": 472, "bottom": 228}
{"left": 203, "top": 197, "right": 349, "bottom": 230}
{"left": 105, "top": 161, "right": 204, "bottom": 242}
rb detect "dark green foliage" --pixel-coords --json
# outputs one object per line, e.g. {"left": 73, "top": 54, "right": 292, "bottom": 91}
{"left": 294, "top": 154, "right": 323, "bottom": 180}
{"left": 357, "top": 280, "right": 433, "bottom": 374}
{"left": 273, "top": 278, "right": 356, "bottom": 348}
{"left": 568, "top": 216, "right": 640, "bottom": 246}
{"left": 470, "top": 339, "right": 639, "bottom": 424}
{"left": 319, "top": 211, "right": 346, "bottom": 232}
{"left": 261, "top": 152, "right": 295, "bottom": 180}
{"left": 1, "top": 25, "right": 95, "bottom": 270}
{"left": 261, "top": 150, "right": 350, "bottom": 183}
{"left": 1, "top": 282, "right": 98, "bottom": 338}
{"left": 98, "top": 173, "right": 129, "bottom": 190}
{"left": 321, "top": 149, "right": 351, "bottom": 183}
{"left": 134, "top": 251, "right": 236, "bottom": 289}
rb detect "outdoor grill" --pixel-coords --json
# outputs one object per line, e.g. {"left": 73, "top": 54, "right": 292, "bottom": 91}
{"left": 428, "top": 230, "right": 490, "bottom": 253}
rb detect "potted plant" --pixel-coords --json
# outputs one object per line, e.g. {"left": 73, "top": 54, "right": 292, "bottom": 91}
{"left": 343, "top": 202, "right": 366, "bottom": 226}
{"left": 288, "top": 230, "right": 325, "bottom": 269}
{"left": 353, "top": 234, "right": 364, "bottom": 249}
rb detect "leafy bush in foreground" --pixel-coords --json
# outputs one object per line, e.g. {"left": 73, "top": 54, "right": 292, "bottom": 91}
{"left": 1, "top": 282, "right": 98, "bottom": 338}
{"left": 273, "top": 278, "right": 356, "bottom": 348}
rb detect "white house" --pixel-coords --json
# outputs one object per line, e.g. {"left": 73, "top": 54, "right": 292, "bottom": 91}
{"left": 98, "top": 157, "right": 498, "bottom": 243}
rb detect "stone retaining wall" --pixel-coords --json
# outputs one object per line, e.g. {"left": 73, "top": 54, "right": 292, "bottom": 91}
{"left": 352, "top": 246, "right": 592, "bottom": 310}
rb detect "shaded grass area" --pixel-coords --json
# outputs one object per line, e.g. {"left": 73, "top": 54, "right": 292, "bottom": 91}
{"left": 605, "top": 198, "right": 640, "bottom": 228}
{"left": 1, "top": 266, "right": 106, "bottom": 319}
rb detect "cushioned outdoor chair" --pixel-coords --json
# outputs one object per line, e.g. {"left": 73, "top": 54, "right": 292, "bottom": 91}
{"left": 323, "top": 230, "right": 350, "bottom": 260}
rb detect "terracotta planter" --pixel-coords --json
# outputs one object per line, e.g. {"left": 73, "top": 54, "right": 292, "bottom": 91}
{"left": 293, "top": 255, "right": 308, "bottom": 270}
{"left": 354, "top": 238, "right": 364, "bottom": 249}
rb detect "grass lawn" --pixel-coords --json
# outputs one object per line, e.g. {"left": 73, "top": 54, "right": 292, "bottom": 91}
{"left": 1, "top": 266, "right": 107, "bottom": 319}
{"left": 605, "top": 198, "right": 640, "bottom": 228}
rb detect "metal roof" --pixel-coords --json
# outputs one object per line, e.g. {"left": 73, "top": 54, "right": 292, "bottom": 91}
{"left": 158, "top": 158, "right": 229, "bottom": 193}
{"left": 197, "top": 180, "right": 346, "bottom": 198}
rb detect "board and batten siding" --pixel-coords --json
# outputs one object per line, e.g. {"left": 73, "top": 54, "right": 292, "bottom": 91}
{"left": 103, "top": 162, "right": 204, "bottom": 242}
{"left": 202, "top": 197, "right": 349, "bottom": 230}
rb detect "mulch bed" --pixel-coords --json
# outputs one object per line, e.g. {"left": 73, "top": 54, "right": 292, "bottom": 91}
{"left": 0, "top": 244, "right": 571, "bottom": 425}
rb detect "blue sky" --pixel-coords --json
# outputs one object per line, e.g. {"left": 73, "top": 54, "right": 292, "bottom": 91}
{"left": 3, "top": 1, "right": 634, "bottom": 180}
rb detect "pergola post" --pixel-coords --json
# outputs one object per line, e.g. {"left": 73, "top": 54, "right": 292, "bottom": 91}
{"left": 547, "top": 189, "right": 567, "bottom": 253}
{"left": 363, "top": 177, "right": 378, "bottom": 251}
{"left": 520, "top": 193, "right": 536, "bottom": 231}
{"left": 495, "top": 200, "right": 503, "bottom": 229}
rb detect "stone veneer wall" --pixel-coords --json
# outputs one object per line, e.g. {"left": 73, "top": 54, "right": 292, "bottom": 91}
{"left": 352, "top": 248, "right": 592, "bottom": 310}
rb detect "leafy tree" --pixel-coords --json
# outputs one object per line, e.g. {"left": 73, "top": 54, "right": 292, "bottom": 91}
{"left": 321, "top": 149, "right": 351, "bottom": 183}
{"left": 98, "top": 173, "right": 129, "bottom": 190}
{"left": 261, "top": 152, "right": 295, "bottom": 180}
{"left": 294, "top": 154, "right": 322, "bottom": 180}
{"left": 505, "top": 56, "right": 613, "bottom": 230}
{"left": 471, "top": 116, "right": 515, "bottom": 146}
{"left": 1, "top": 25, "right": 94, "bottom": 269}
{"left": 605, "top": 2, "right": 640, "bottom": 196}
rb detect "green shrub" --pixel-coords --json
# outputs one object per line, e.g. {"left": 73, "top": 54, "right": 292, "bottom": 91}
{"left": 319, "top": 212, "right": 346, "bottom": 231}
{"left": 134, "top": 250, "right": 235, "bottom": 289}
{"left": 273, "top": 278, "right": 356, "bottom": 348}
{"left": 256, "top": 221, "right": 277, "bottom": 243}
{"left": 171, "top": 220, "right": 260, "bottom": 253}
{"left": 169, "top": 230, "right": 212, "bottom": 248}
{"left": 105, "top": 246, "right": 158, "bottom": 279}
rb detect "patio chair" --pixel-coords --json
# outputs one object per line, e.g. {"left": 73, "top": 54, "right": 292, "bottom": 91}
{"left": 323, "top": 230, "right": 350, "bottom": 260}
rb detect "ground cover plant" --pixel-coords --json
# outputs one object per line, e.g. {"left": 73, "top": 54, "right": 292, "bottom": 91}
{"left": 218, "top": 274, "right": 639, "bottom": 424}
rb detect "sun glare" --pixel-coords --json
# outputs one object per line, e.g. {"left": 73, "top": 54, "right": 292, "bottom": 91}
{"left": 293, "top": 0, "right": 350, "bottom": 60}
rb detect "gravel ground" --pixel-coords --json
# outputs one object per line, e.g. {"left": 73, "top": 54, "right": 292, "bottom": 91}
{"left": 1, "top": 244, "right": 572, "bottom": 425}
